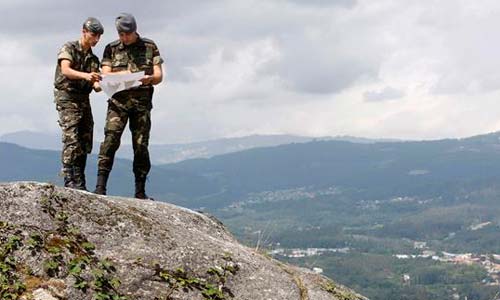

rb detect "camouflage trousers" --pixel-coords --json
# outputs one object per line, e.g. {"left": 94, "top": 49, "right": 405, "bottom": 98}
{"left": 55, "top": 91, "right": 93, "bottom": 174}
{"left": 97, "top": 88, "right": 153, "bottom": 178}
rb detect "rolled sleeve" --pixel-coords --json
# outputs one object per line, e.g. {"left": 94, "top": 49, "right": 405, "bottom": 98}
{"left": 153, "top": 55, "right": 164, "bottom": 65}
{"left": 57, "top": 45, "right": 73, "bottom": 62}
{"left": 101, "top": 45, "right": 113, "bottom": 67}
{"left": 101, "top": 58, "right": 112, "bottom": 67}
{"left": 152, "top": 43, "right": 164, "bottom": 65}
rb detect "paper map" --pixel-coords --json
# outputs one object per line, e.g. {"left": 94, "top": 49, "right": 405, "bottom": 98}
{"left": 100, "top": 71, "right": 145, "bottom": 97}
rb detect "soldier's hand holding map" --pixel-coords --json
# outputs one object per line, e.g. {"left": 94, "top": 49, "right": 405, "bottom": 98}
{"left": 99, "top": 71, "right": 145, "bottom": 97}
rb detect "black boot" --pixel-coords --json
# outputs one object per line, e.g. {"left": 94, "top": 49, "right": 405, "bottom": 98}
{"left": 94, "top": 172, "right": 108, "bottom": 195}
{"left": 73, "top": 155, "right": 87, "bottom": 191}
{"left": 135, "top": 175, "right": 153, "bottom": 200}
{"left": 73, "top": 167, "right": 86, "bottom": 190}
{"left": 63, "top": 165, "right": 77, "bottom": 189}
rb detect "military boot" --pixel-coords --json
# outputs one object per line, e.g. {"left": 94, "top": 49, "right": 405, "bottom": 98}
{"left": 63, "top": 165, "right": 77, "bottom": 189}
{"left": 135, "top": 175, "right": 154, "bottom": 200}
{"left": 94, "top": 172, "right": 109, "bottom": 195}
{"left": 73, "top": 167, "right": 86, "bottom": 190}
{"left": 73, "top": 155, "right": 87, "bottom": 191}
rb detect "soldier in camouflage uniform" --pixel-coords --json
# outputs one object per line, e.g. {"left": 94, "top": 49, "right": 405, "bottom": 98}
{"left": 94, "top": 13, "right": 164, "bottom": 199}
{"left": 54, "top": 17, "right": 104, "bottom": 190}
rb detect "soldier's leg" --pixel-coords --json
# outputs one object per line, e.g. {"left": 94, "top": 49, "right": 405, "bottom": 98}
{"left": 80, "top": 99, "right": 94, "bottom": 155}
{"left": 56, "top": 101, "right": 85, "bottom": 188}
{"left": 129, "top": 108, "right": 151, "bottom": 178}
{"left": 74, "top": 99, "right": 93, "bottom": 190}
{"left": 129, "top": 100, "right": 152, "bottom": 199}
{"left": 95, "top": 100, "right": 128, "bottom": 194}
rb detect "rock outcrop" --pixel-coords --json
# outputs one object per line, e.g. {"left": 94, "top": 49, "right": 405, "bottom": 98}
{"left": 0, "top": 182, "right": 367, "bottom": 300}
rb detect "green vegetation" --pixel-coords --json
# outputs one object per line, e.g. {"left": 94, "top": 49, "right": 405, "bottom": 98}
{"left": 0, "top": 223, "right": 26, "bottom": 300}
{"left": 322, "top": 280, "right": 360, "bottom": 300}
{"left": 282, "top": 253, "right": 497, "bottom": 300}
{"left": 0, "top": 187, "right": 127, "bottom": 300}
{"left": 41, "top": 188, "right": 127, "bottom": 300}
{"left": 154, "top": 253, "right": 239, "bottom": 300}
{"left": 212, "top": 184, "right": 500, "bottom": 300}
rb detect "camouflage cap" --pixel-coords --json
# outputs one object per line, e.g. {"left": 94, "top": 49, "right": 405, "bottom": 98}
{"left": 83, "top": 17, "right": 104, "bottom": 34}
{"left": 115, "top": 13, "right": 137, "bottom": 33}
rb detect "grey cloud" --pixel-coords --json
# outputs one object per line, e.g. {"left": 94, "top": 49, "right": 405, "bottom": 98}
{"left": 5, "top": 0, "right": 499, "bottom": 142}
{"left": 162, "top": 1, "right": 382, "bottom": 94}
{"left": 288, "top": 0, "right": 357, "bottom": 8}
{"left": 417, "top": 2, "right": 500, "bottom": 95}
{"left": 278, "top": 46, "right": 380, "bottom": 94}
{"left": 3, "top": 0, "right": 378, "bottom": 94}
{"left": 364, "top": 87, "right": 405, "bottom": 102}
{"left": 0, "top": 1, "right": 206, "bottom": 35}
{"left": 431, "top": 57, "right": 500, "bottom": 95}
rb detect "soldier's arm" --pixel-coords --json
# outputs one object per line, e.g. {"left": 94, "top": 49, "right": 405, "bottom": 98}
{"left": 91, "top": 57, "right": 102, "bottom": 92}
{"left": 140, "top": 43, "right": 164, "bottom": 85}
{"left": 60, "top": 59, "right": 101, "bottom": 82}
{"left": 151, "top": 44, "right": 164, "bottom": 85}
{"left": 140, "top": 64, "right": 163, "bottom": 85}
{"left": 151, "top": 64, "right": 163, "bottom": 85}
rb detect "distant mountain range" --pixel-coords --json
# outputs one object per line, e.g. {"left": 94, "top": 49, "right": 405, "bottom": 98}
{"left": 0, "top": 142, "right": 218, "bottom": 200}
{"left": 2, "top": 130, "right": 500, "bottom": 207}
{"left": 157, "top": 131, "right": 500, "bottom": 207}
{"left": 0, "top": 130, "right": 399, "bottom": 164}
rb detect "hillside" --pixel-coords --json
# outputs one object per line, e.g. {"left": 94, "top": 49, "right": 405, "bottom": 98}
{"left": 0, "top": 131, "right": 395, "bottom": 164}
{"left": 158, "top": 131, "right": 500, "bottom": 208}
{"left": 0, "top": 142, "right": 218, "bottom": 200}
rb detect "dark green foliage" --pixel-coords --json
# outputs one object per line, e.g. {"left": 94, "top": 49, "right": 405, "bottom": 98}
{"left": 0, "top": 226, "right": 26, "bottom": 300}
{"left": 283, "top": 253, "right": 496, "bottom": 300}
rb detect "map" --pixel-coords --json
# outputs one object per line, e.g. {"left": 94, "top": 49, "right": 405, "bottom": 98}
{"left": 100, "top": 71, "right": 145, "bottom": 97}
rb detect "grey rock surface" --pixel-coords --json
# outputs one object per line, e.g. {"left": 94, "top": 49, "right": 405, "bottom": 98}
{"left": 0, "top": 182, "right": 367, "bottom": 300}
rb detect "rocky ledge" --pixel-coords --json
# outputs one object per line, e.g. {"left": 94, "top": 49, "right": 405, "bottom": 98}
{"left": 0, "top": 182, "right": 367, "bottom": 300}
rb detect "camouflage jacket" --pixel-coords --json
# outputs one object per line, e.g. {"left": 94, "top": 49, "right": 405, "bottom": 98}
{"left": 54, "top": 40, "right": 100, "bottom": 95}
{"left": 101, "top": 35, "right": 163, "bottom": 88}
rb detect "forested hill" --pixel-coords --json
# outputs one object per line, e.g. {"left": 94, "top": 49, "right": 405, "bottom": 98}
{"left": 158, "top": 131, "right": 500, "bottom": 207}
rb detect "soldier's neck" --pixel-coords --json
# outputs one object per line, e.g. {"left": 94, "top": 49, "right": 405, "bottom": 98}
{"left": 79, "top": 38, "right": 91, "bottom": 52}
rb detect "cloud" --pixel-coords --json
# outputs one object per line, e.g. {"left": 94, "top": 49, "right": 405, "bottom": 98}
{"left": 184, "top": 38, "right": 282, "bottom": 102}
{"left": 363, "top": 87, "right": 405, "bottom": 102}
{"left": 1, "top": 0, "right": 500, "bottom": 143}
{"left": 288, "top": 0, "right": 357, "bottom": 8}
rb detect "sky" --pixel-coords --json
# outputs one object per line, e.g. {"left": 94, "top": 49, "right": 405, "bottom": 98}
{"left": 2, "top": 0, "right": 500, "bottom": 143}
